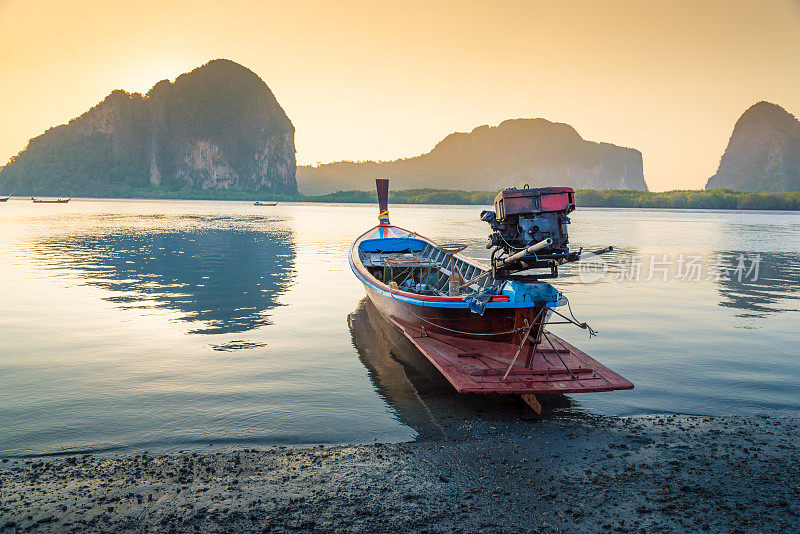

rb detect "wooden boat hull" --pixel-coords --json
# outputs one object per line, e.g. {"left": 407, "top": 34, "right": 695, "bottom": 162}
{"left": 350, "top": 223, "right": 633, "bottom": 397}
{"left": 363, "top": 283, "right": 542, "bottom": 344}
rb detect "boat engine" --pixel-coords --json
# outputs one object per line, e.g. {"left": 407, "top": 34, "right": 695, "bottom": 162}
{"left": 481, "top": 186, "right": 585, "bottom": 279}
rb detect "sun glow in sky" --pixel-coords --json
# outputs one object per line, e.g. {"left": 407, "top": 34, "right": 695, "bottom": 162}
{"left": 1, "top": 0, "right": 799, "bottom": 191}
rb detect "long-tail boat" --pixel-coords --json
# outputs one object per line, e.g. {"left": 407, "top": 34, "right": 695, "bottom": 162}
{"left": 254, "top": 201, "right": 278, "bottom": 206}
{"left": 0, "top": 195, "right": 9, "bottom": 202}
{"left": 349, "top": 179, "right": 632, "bottom": 412}
{"left": 31, "top": 197, "right": 70, "bottom": 203}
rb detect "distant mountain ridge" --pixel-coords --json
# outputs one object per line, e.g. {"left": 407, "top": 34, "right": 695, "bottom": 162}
{"left": 298, "top": 118, "right": 647, "bottom": 194}
{"left": 706, "top": 101, "right": 800, "bottom": 192}
{"left": 0, "top": 59, "right": 297, "bottom": 196}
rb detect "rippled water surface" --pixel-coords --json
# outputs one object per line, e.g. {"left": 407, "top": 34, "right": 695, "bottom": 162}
{"left": 1, "top": 199, "right": 799, "bottom": 455}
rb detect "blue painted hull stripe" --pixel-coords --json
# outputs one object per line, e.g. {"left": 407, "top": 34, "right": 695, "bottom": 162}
{"left": 349, "top": 257, "right": 555, "bottom": 310}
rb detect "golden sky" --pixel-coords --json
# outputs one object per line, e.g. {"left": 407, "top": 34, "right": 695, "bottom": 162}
{"left": 1, "top": 0, "right": 799, "bottom": 191}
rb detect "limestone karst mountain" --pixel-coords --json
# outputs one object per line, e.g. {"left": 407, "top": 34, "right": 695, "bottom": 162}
{"left": 706, "top": 102, "right": 800, "bottom": 192}
{"left": 0, "top": 59, "right": 297, "bottom": 196}
{"left": 298, "top": 118, "right": 647, "bottom": 194}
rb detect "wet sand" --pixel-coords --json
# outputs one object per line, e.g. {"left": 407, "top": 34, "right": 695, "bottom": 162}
{"left": 2, "top": 413, "right": 798, "bottom": 533}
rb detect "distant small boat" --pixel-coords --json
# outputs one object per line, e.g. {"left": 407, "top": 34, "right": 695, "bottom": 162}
{"left": 31, "top": 197, "right": 71, "bottom": 203}
{"left": 0, "top": 195, "right": 9, "bottom": 202}
{"left": 254, "top": 201, "right": 278, "bottom": 206}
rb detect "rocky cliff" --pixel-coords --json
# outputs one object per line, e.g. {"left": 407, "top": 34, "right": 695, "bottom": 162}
{"left": 298, "top": 118, "right": 647, "bottom": 193}
{"left": 0, "top": 59, "right": 297, "bottom": 195}
{"left": 706, "top": 102, "right": 800, "bottom": 192}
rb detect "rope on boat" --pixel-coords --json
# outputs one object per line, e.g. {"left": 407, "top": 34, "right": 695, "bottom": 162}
{"left": 549, "top": 295, "right": 598, "bottom": 337}
{"left": 387, "top": 289, "right": 598, "bottom": 338}
{"left": 388, "top": 290, "right": 527, "bottom": 337}
{"left": 386, "top": 276, "right": 597, "bottom": 338}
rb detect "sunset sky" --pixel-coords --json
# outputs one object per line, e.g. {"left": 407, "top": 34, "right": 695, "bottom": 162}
{"left": 1, "top": 0, "right": 799, "bottom": 191}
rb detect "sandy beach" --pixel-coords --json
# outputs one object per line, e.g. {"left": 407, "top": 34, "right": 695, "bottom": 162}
{"left": 2, "top": 413, "right": 798, "bottom": 533}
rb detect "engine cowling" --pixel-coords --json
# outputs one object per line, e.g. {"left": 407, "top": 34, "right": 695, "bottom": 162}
{"left": 481, "top": 186, "right": 578, "bottom": 278}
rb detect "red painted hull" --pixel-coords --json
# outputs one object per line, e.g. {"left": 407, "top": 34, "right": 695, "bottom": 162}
{"left": 364, "top": 285, "right": 543, "bottom": 345}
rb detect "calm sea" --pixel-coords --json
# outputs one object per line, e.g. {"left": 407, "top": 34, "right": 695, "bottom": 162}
{"left": 1, "top": 199, "right": 799, "bottom": 456}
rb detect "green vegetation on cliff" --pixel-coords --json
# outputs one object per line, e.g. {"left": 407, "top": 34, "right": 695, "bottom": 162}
{"left": 0, "top": 129, "right": 149, "bottom": 196}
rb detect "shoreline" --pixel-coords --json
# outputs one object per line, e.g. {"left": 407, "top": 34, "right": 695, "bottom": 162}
{"left": 1, "top": 189, "right": 799, "bottom": 211}
{"left": 2, "top": 413, "right": 798, "bottom": 533}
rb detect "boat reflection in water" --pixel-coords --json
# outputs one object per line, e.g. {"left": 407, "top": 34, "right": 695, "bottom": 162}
{"left": 35, "top": 225, "right": 295, "bottom": 335}
{"left": 347, "top": 298, "right": 578, "bottom": 439}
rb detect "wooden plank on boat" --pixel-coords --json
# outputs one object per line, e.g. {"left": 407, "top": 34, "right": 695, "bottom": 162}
{"left": 395, "top": 325, "right": 633, "bottom": 395}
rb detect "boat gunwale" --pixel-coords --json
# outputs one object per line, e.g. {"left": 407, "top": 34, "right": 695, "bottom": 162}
{"left": 350, "top": 223, "right": 535, "bottom": 308}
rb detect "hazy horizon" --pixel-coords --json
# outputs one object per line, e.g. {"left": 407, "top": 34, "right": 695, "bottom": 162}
{"left": 1, "top": 0, "right": 799, "bottom": 192}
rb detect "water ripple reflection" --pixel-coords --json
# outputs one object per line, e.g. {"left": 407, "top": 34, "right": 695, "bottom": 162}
{"left": 35, "top": 226, "right": 296, "bottom": 334}
{"left": 715, "top": 251, "right": 800, "bottom": 317}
